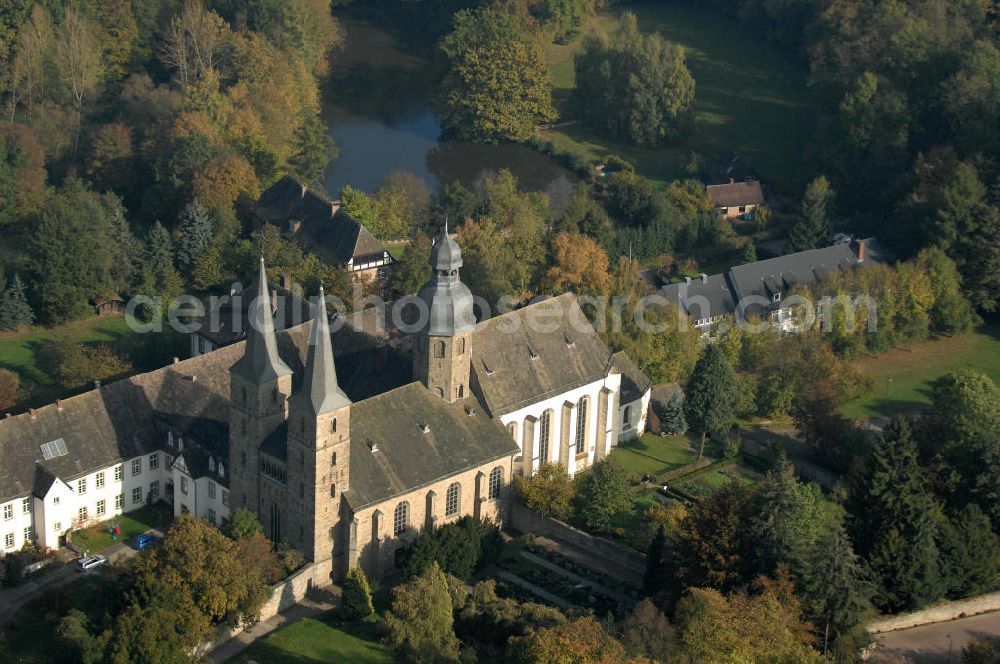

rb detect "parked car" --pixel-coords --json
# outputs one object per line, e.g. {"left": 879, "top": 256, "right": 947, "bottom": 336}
{"left": 75, "top": 555, "right": 108, "bottom": 572}
{"left": 132, "top": 534, "right": 161, "bottom": 551}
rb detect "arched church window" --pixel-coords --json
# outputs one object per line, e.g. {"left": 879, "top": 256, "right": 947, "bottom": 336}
{"left": 457, "top": 384, "right": 464, "bottom": 398}
{"left": 445, "top": 482, "right": 461, "bottom": 516}
{"left": 332, "top": 418, "right": 337, "bottom": 433}
{"left": 393, "top": 501, "right": 409, "bottom": 536}
{"left": 538, "top": 410, "right": 552, "bottom": 464}
{"left": 331, "top": 452, "right": 337, "bottom": 466}
{"left": 458, "top": 338, "right": 466, "bottom": 355}
{"left": 575, "top": 397, "right": 589, "bottom": 455}
{"left": 623, "top": 405, "right": 632, "bottom": 429}
{"left": 488, "top": 467, "right": 503, "bottom": 500}
{"left": 437, "top": 387, "right": 444, "bottom": 399}
{"left": 330, "top": 484, "right": 336, "bottom": 498}
{"left": 434, "top": 340, "right": 445, "bottom": 358}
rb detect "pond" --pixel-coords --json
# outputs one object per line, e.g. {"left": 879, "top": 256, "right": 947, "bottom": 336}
{"left": 322, "top": 18, "right": 573, "bottom": 195}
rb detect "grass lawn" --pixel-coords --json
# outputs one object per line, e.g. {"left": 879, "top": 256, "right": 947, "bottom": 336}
{"left": 611, "top": 432, "right": 698, "bottom": 477}
{"left": 234, "top": 610, "right": 391, "bottom": 664}
{"left": 385, "top": 240, "right": 408, "bottom": 262}
{"left": 543, "top": 1, "right": 818, "bottom": 191}
{"left": 842, "top": 323, "right": 1000, "bottom": 420}
{"left": 0, "top": 315, "right": 138, "bottom": 407}
{"left": 69, "top": 502, "right": 172, "bottom": 554}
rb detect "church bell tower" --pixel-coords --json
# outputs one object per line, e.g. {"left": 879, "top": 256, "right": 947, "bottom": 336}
{"left": 414, "top": 223, "right": 475, "bottom": 402}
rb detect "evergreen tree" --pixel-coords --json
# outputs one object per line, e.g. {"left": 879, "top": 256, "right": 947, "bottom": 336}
{"left": 788, "top": 176, "right": 833, "bottom": 251}
{"left": 643, "top": 526, "right": 668, "bottom": 598}
{"left": 176, "top": 199, "right": 213, "bottom": 269}
{"left": 341, "top": 566, "right": 375, "bottom": 621}
{"left": 848, "top": 417, "right": 945, "bottom": 612}
{"left": 107, "top": 196, "right": 141, "bottom": 295}
{"left": 659, "top": 391, "right": 687, "bottom": 434}
{"left": 748, "top": 454, "right": 829, "bottom": 577}
{"left": 137, "top": 221, "right": 183, "bottom": 317}
{"left": 290, "top": 114, "right": 336, "bottom": 187}
{"left": 800, "top": 518, "right": 870, "bottom": 654}
{"left": 0, "top": 273, "right": 34, "bottom": 331}
{"left": 684, "top": 344, "right": 737, "bottom": 458}
{"left": 191, "top": 245, "right": 224, "bottom": 291}
{"left": 937, "top": 504, "right": 1000, "bottom": 598}
{"left": 742, "top": 240, "right": 757, "bottom": 263}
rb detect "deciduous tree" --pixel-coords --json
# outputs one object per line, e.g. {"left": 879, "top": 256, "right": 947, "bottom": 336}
{"left": 543, "top": 232, "right": 611, "bottom": 297}
{"left": 513, "top": 463, "right": 574, "bottom": 520}
{"left": 382, "top": 562, "right": 461, "bottom": 664}
{"left": 437, "top": 8, "right": 556, "bottom": 141}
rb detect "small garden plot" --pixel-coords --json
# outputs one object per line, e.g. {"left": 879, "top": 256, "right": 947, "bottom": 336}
{"left": 69, "top": 501, "right": 172, "bottom": 553}
{"left": 671, "top": 462, "right": 762, "bottom": 500}
{"left": 610, "top": 433, "right": 698, "bottom": 478}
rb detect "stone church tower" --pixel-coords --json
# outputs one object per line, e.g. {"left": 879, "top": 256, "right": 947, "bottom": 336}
{"left": 414, "top": 224, "right": 476, "bottom": 402}
{"left": 285, "top": 285, "right": 351, "bottom": 576}
{"left": 228, "top": 258, "right": 293, "bottom": 513}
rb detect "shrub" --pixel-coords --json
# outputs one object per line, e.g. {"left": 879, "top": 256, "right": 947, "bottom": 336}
{"left": 341, "top": 567, "right": 375, "bottom": 620}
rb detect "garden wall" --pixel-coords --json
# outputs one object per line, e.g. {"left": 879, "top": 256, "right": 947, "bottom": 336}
{"left": 198, "top": 562, "right": 324, "bottom": 655}
{"left": 507, "top": 500, "right": 645, "bottom": 587}
{"left": 866, "top": 591, "right": 1000, "bottom": 634}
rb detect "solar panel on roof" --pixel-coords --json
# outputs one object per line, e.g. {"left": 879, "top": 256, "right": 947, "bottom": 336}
{"left": 39, "top": 438, "right": 68, "bottom": 461}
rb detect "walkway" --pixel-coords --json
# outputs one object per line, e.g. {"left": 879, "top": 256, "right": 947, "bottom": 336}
{"left": 873, "top": 611, "right": 1000, "bottom": 663}
{"left": 208, "top": 588, "right": 339, "bottom": 663}
{"left": 0, "top": 528, "right": 162, "bottom": 628}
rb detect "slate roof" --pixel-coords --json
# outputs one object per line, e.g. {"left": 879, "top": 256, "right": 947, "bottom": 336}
{"left": 288, "top": 290, "right": 351, "bottom": 416}
{"left": 470, "top": 294, "right": 614, "bottom": 417}
{"left": 660, "top": 239, "right": 887, "bottom": 322}
{"left": 660, "top": 273, "right": 738, "bottom": 322}
{"left": 612, "top": 351, "right": 651, "bottom": 404}
{"left": 706, "top": 180, "right": 764, "bottom": 208}
{"left": 344, "top": 383, "right": 517, "bottom": 510}
{"left": 231, "top": 258, "right": 293, "bottom": 384}
{"left": 0, "top": 319, "right": 411, "bottom": 503}
{"left": 253, "top": 175, "right": 387, "bottom": 266}
{"left": 728, "top": 240, "right": 887, "bottom": 306}
{"left": 194, "top": 275, "right": 311, "bottom": 347}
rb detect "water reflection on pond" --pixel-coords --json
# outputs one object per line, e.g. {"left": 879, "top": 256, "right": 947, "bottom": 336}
{"left": 323, "top": 18, "right": 572, "bottom": 195}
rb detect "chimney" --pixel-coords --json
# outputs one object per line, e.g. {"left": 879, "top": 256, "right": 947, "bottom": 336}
{"left": 281, "top": 272, "right": 293, "bottom": 291}
{"left": 5, "top": 413, "right": 12, "bottom": 419}
{"left": 172, "top": 357, "right": 179, "bottom": 364}
{"left": 700, "top": 273, "right": 708, "bottom": 284}
{"left": 271, "top": 288, "right": 278, "bottom": 314}
{"left": 729, "top": 177, "right": 735, "bottom": 184}
{"left": 300, "top": 182, "right": 307, "bottom": 197}
{"left": 94, "top": 380, "right": 101, "bottom": 388}
{"left": 330, "top": 200, "right": 341, "bottom": 217}
{"left": 29, "top": 409, "right": 36, "bottom": 420}
{"left": 855, "top": 239, "right": 866, "bottom": 262}
{"left": 56, "top": 400, "right": 63, "bottom": 412}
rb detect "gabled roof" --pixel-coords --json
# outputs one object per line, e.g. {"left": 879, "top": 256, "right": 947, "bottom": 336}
{"left": 345, "top": 383, "right": 517, "bottom": 510}
{"left": 0, "top": 318, "right": 411, "bottom": 503}
{"left": 471, "top": 294, "right": 614, "bottom": 417}
{"left": 727, "top": 240, "right": 887, "bottom": 306}
{"left": 612, "top": 351, "right": 651, "bottom": 404}
{"left": 254, "top": 175, "right": 387, "bottom": 266}
{"left": 706, "top": 180, "right": 764, "bottom": 208}
{"left": 660, "top": 273, "right": 737, "bottom": 322}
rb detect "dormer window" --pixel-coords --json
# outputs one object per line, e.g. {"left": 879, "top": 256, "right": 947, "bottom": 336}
{"left": 773, "top": 292, "right": 782, "bottom": 302}
{"left": 564, "top": 333, "right": 575, "bottom": 348}
{"left": 483, "top": 360, "right": 495, "bottom": 376}
{"left": 528, "top": 346, "right": 539, "bottom": 361}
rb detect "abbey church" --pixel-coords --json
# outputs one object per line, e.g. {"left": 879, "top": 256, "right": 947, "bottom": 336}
{"left": 0, "top": 229, "right": 649, "bottom": 583}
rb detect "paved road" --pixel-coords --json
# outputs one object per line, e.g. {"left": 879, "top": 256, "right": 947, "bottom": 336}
{"left": 0, "top": 528, "right": 162, "bottom": 628}
{"left": 873, "top": 611, "right": 1000, "bottom": 663}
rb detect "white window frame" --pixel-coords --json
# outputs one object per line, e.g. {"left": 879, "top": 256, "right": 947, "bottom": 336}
{"left": 445, "top": 483, "right": 461, "bottom": 517}
{"left": 95, "top": 472, "right": 105, "bottom": 489}
{"left": 131, "top": 458, "right": 142, "bottom": 477}
{"left": 132, "top": 487, "right": 142, "bottom": 504}
{"left": 96, "top": 499, "right": 106, "bottom": 516}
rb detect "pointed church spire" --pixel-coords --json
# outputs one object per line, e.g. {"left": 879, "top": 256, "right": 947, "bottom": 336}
{"left": 231, "top": 257, "right": 292, "bottom": 383}
{"left": 292, "top": 285, "right": 351, "bottom": 415}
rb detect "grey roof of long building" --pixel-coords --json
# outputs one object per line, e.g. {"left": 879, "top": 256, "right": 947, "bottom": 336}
{"left": 660, "top": 273, "right": 738, "bottom": 321}
{"left": 661, "top": 240, "right": 887, "bottom": 320}
{"left": 344, "top": 382, "right": 517, "bottom": 510}
{"left": 253, "top": 175, "right": 387, "bottom": 266}
{"left": 612, "top": 351, "right": 651, "bottom": 403}
{"left": 0, "top": 317, "right": 411, "bottom": 503}
{"left": 470, "top": 294, "right": 615, "bottom": 417}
